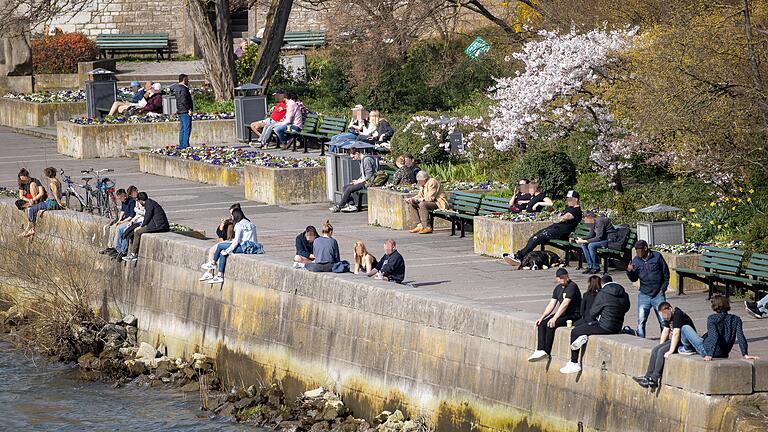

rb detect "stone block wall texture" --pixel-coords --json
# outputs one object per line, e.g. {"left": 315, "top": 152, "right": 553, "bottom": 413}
{"left": 244, "top": 164, "right": 326, "bottom": 205}
{"left": 0, "top": 99, "right": 86, "bottom": 128}
{"left": 33, "top": 74, "right": 80, "bottom": 91}
{"left": 473, "top": 217, "right": 551, "bottom": 258}
{"left": 56, "top": 119, "right": 235, "bottom": 159}
{"left": 367, "top": 187, "right": 450, "bottom": 231}
{"left": 138, "top": 152, "right": 243, "bottom": 187}
{"left": 0, "top": 200, "right": 765, "bottom": 432}
{"left": 661, "top": 252, "right": 708, "bottom": 294}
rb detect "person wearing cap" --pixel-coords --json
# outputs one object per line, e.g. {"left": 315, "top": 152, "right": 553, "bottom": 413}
{"left": 249, "top": 90, "right": 287, "bottom": 148}
{"left": 528, "top": 268, "right": 582, "bottom": 362}
{"left": 504, "top": 190, "right": 582, "bottom": 266}
{"left": 137, "top": 82, "right": 163, "bottom": 115}
{"left": 627, "top": 239, "right": 670, "bottom": 338}
{"left": 576, "top": 211, "right": 615, "bottom": 274}
{"left": 560, "top": 274, "right": 631, "bottom": 374}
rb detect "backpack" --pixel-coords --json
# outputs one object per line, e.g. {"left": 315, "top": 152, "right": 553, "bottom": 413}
{"left": 332, "top": 260, "right": 350, "bottom": 273}
{"left": 363, "top": 156, "right": 389, "bottom": 187}
{"left": 241, "top": 241, "right": 264, "bottom": 254}
{"left": 606, "top": 225, "right": 630, "bottom": 250}
{"left": 296, "top": 101, "right": 310, "bottom": 117}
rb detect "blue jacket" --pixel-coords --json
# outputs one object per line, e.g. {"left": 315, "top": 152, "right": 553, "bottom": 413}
{"left": 626, "top": 250, "right": 670, "bottom": 297}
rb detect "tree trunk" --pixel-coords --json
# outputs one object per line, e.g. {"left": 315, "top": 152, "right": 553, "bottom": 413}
{"left": 187, "top": 0, "right": 236, "bottom": 101}
{"left": 249, "top": 0, "right": 294, "bottom": 90}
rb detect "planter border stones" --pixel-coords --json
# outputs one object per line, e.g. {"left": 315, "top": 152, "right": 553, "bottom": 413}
{"left": 57, "top": 119, "right": 236, "bottom": 159}
{"left": 0, "top": 98, "right": 85, "bottom": 128}
{"left": 139, "top": 151, "right": 243, "bottom": 187}
{"left": 473, "top": 216, "right": 552, "bottom": 258}
{"left": 244, "top": 164, "right": 327, "bottom": 205}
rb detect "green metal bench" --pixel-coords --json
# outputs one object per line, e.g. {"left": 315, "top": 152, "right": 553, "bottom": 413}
{"left": 285, "top": 113, "right": 320, "bottom": 151}
{"left": 430, "top": 191, "right": 483, "bottom": 238}
{"left": 96, "top": 33, "right": 170, "bottom": 60}
{"left": 477, "top": 195, "right": 511, "bottom": 217}
{"left": 542, "top": 222, "right": 591, "bottom": 267}
{"left": 674, "top": 247, "right": 746, "bottom": 298}
{"left": 714, "top": 252, "right": 768, "bottom": 299}
{"left": 282, "top": 30, "right": 326, "bottom": 49}
{"left": 596, "top": 226, "right": 637, "bottom": 274}
{"left": 352, "top": 165, "right": 396, "bottom": 209}
{"left": 316, "top": 117, "right": 349, "bottom": 155}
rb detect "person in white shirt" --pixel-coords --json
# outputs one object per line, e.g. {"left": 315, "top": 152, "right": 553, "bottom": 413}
{"left": 200, "top": 208, "right": 257, "bottom": 284}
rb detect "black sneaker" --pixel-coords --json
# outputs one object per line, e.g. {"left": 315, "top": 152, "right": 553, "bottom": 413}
{"left": 99, "top": 247, "right": 116, "bottom": 255}
{"left": 646, "top": 378, "right": 658, "bottom": 388}
{"left": 745, "top": 301, "right": 765, "bottom": 319}
{"left": 581, "top": 268, "right": 593, "bottom": 274}
{"left": 589, "top": 268, "right": 601, "bottom": 274}
{"left": 632, "top": 376, "right": 650, "bottom": 388}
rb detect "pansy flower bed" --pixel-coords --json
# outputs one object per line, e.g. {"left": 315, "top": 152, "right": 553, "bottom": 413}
{"left": 485, "top": 211, "right": 554, "bottom": 222}
{"left": 0, "top": 187, "right": 18, "bottom": 199}
{"left": 69, "top": 112, "right": 235, "bottom": 125}
{"left": 380, "top": 180, "right": 511, "bottom": 195}
{"left": 151, "top": 146, "right": 324, "bottom": 169}
{"left": 653, "top": 241, "right": 742, "bottom": 255}
{"left": 3, "top": 90, "right": 86, "bottom": 103}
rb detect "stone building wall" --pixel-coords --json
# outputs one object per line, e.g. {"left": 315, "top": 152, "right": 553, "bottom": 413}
{"left": 248, "top": 3, "right": 326, "bottom": 36}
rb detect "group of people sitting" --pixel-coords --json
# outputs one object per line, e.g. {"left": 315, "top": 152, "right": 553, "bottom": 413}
{"left": 107, "top": 81, "right": 164, "bottom": 117}
{"left": 199, "top": 203, "right": 261, "bottom": 284}
{"left": 248, "top": 90, "right": 306, "bottom": 150}
{"left": 328, "top": 105, "right": 395, "bottom": 152}
{"left": 101, "top": 188, "right": 170, "bottom": 263}
{"left": 292, "top": 222, "right": 406, "bottom": 284}
{"left": 16, "top": 167, "right": 65, "bottom": 237}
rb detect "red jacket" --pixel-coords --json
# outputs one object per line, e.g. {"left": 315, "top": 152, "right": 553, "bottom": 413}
{"left": 270, "top": 101, "right": 287, "bottom": 122}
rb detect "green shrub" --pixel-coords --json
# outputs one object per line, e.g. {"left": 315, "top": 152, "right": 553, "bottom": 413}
{"left": 575, "top": 172, "right": 613, "bottom": 210}
{"left": 32, "top": 32, "right": 98, "bottom": 74}
{"left": 743, "top": 213, "right": 768, "bottom": 253}
{"left": 510, "top": 150, "right": 577, "bottom": 197}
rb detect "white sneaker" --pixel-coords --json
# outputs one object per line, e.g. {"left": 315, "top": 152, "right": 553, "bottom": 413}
{"left": 570, "top": 335, "right": 589, "bottom": 351}
{"left": 122, "top": 253, "right": 138, "bottom": 262}
{"left": 340, "top": 204, "right": 358, "bottom": 213}
{"left": 200, "top": 262, "right": 215, "bottom": 270}
{"left": 292, "top": 262, "right": 305, "bottom": 269}
{"left": 199, "top": 272, "right": 213, "bottom": 281}
{"left": 527, "top": 350, "right": 549, "bottom": 362}
{"left": 207, "top": 275, "right": 224, "bottom": 284}
{"left": 329, "top": 206, "right": 340, "bottom": 213}
{"left": 560, "top": 362, "right": 582, "bottom": 374}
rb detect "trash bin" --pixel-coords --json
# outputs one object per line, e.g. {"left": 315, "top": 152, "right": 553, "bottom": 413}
{"left": 637, "top": 221, "right": 685, "bottom": 245}
{"left": 162, "top": 94, "right": 177, "bottom": 115}
{"left": 85, "top": 68, "right": 117, "bottom": 119}
{"left": 234, "top": 83, "right": 268, "bottom": 142}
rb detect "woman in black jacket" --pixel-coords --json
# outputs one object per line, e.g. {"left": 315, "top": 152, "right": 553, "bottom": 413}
{"left": 560, "top": 275, "right": 630, "bottom": 374}
{"left": 575, "top": 275, "right": 602, "bottom": 326}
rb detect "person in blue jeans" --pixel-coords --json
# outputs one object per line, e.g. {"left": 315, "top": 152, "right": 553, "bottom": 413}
{"left": 199, "top": 208, "right": 257, "bottom": 284}
{"left": 576, "top": 212, "right": 615, "bottom": 274}
{"left": 172, "top": 74, "right": 193, "bottom": 149}
{"left": 626, "top": 240, "right": 670, "bottom": 338}
{"left": 679, "top": 295, "right": 760, "bottom": 362}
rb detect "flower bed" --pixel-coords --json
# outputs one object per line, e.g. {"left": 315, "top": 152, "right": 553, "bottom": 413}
{"left": 151, "top": 146, "right": 322, "bottom": 169}
{"left": 3, "top": 90, "right": 85, "bottom": 103}
{"left": 653, "top": 241, "right": 742, "bottom": 255}
{"left": 69, "top": 112, "right": 234, "bottom": 125}
{"left": 484, "top": 211, "right": 554, "bottom": 222}
{"left": 473, "top": 216, "right": 553, "bottom": 258}
{"left": 0, "top": 92, "right": 86, "bottom": 127}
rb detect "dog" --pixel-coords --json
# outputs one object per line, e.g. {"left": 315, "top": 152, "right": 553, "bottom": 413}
{"left": 520, "top": 250, "right": 562, "bottom": 270}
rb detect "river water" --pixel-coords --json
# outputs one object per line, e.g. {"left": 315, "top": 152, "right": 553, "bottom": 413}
{"left": 0, "top": 341, "right": 258, "bottom": 431}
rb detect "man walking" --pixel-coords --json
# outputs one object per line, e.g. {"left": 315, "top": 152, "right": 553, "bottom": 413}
{"left": 123, "top": 192, "right": 170, "bottom": 262}
{"left": 172, "top": 74, "right": 193, "bottom": 150}
{"left": 627, "top": 240, "right": 670, "bottom": 338}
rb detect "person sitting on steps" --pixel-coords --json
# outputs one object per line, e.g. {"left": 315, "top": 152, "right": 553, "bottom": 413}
{"left": 405, "top": 171, "right": 448, "bottom": 235}
{"left": 293, "top": 225, "right": 318, "bottom": 269}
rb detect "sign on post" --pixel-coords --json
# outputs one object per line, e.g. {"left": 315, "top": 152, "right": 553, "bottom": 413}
{"left": 465, "top": 36, "right": 491, "bottom": 60}
{"left": 449, "top": 131, "right": 464, "bottom": 154}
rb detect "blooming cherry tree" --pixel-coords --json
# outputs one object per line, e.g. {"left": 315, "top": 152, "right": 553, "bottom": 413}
{"left": 488, "top": 27, "right": 638, "bottom": 191}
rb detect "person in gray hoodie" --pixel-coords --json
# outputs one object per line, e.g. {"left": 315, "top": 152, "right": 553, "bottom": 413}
{"left": 576, "top": 212, "right": 616, "bottom": 274}
{"left": 560, "top": 275, "right": 631, "bottom": 374}
{"left": 330, "top": 147, "right": 378, "bottom": 213}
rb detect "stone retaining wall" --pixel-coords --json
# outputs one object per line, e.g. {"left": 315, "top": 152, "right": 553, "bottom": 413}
{"left": 0, "top": 201, "right": 764, "bottom": 432}
{"left": 244, "top": 164, "right": 326, "bottom": 205}
{"left": 473, "top": 216, "right": 552, "bottom": 258}
{"left": 56, "top": 119, "right": 235, "bottom": 159}
{"left": 366, "top": 187, "right": 452, "bottom": 231}
{"left": 661, "top": 251, "right": 708, "bottom": 294}
{"left": 33, "top": 74, "right": 80, "bottom": 91}
{"left": 0, "top": 98, "right": 85, "bottom": 128}
{"left": 138, "top": 152, "right": 243, "bottom": 187}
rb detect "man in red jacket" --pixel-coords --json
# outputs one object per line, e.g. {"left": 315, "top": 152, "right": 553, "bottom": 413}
{"left": 249, "top": 90, "right": 287, "bottom": 148}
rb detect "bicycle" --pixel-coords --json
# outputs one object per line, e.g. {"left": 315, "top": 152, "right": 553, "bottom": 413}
{"left": 84, "top": 168, "right": 117, "bottom": 219}
{"left": 61, "top": 169, "right": 96, "bottom": 213}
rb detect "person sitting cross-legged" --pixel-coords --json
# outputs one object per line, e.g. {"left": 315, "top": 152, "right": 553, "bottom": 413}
{"left": 633, "top": 302, "right": 696, "bottom": 388}
{"left": 293, "top": 225, "right": 318, "bottom": 269}
{"left": 404, "top": 171, "right": 448, "bottom": 235}
{"left": 367, "top": 239, "right": 405, "bottom": 283}
{"left": 575, "top": 211, "right": 615, "bottom": 274}
{"left": 200, "top": 208, "right": 257, "bottom": 284}
{"left": 528, "top": 268, "right": 582, "bottom": 362}
{"left": 560, "top": 275, "right": 630, "bottom": 374}
{"left": 305, "top": 221, "right": 340, "bottom": 273}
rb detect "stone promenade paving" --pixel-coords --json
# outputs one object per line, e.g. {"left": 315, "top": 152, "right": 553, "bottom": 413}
{"left": 2, "top": 126, "right": 766, "bottom": 357}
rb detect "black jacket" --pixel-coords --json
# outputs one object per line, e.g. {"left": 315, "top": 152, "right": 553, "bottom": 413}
{"left": 588, "top": 282, "right": 630, "bottom": 333}
{"left": 377, "top": 250, "right": 405, "bottom": 284}
{"left": 141, "top": 198, "right": 170, "bottom": 233}
{"left": 171, "top": 83, "right": 194, "bottom": 114}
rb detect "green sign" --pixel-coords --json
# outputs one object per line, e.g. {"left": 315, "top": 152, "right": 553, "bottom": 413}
{"left": 465, "top": 36, "right": 491, "bottom": 59}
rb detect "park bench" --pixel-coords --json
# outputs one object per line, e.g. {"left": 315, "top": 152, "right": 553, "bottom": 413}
{"left": 596, "top": 226, "right": 637, "bottom": 274}
{"left": 717, "top": 252, "right": 768, "bottom": 299}
{"left": 96, "top": 33, "right": 171, "bottom": 61}
{"left": 284, "top": 113, "right": 320, "bottom": 151}
{"left": 674, "top": 247, "right": 746, "bottom": 297}
{"left": 542, "top": 222, "right": 591, "bottom": 267}
{"left": 251, "top": 30, "right": 326, "bottom": 50}
{"left": 317, "top": 117, "right": 349, "bottom": 155}
{"left": 430, "top": 191, "right": 483, "bottom": 238}
{"left": 477, "top": 195, "right": 511, "bottom": 217}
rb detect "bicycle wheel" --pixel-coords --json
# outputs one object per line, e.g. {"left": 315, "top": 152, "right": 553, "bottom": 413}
{"left": 65, "top": 191, "right": 84, "bottom": 212}
{"left": 84, "top": 193, "right": 98, "bottom": 214}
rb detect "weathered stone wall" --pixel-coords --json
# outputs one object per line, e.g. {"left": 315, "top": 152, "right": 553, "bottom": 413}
{"left": 0, "top": 201, "right": 765, "bottom": 432}
{"left": 33, "top": 74, "right": 80, "bottom": 91}
{"left": 367, "top": 187, "right": 450, "bottom": 231}
{"left": 56, "top": 119, "right": 235, "bottom": 159}
{"left": 138, "top": 152, "right": 243, "bottom": 187}
{"left": 250, "top": 3, "right": 325, "bottom": 35}
{"left": 473, "top": 217, "right": 552, "bottom": 258}
{"left": 244, "top": 164, "right": 326, "bottom": 205}
{"left": 0, "top": 98, "right": 85, "bottom": 128}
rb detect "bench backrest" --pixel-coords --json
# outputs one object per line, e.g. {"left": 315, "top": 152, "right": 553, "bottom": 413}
{"left": 318, "top": 116, "right": 347, "bottom": 136}
{"left": 96, "top": 33, "right": 170, "bottom": 48}
{"left": 302, "top": 114, "right": 320, "bottom": 133}
{"left": 449, "top": 191, "right": 482, "bottom": 215}
{"left": 745, "top": 252, "right": 768, "bottom": 280}
{"left": 478, "top": 195, "right": 510, "bottom": 216}
{"left": 698, "top": 246, "right": 746, "bottom": 275}
{"left": 283, "top": 30, "right": 326, "bottom": 47}
{"left": 571, "top": 222, "right": 592, "bottom": 239}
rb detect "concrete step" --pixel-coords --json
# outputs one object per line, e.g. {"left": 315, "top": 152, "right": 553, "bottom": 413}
{"left": 7, "top": 125, "right": 56, "bottom": 141}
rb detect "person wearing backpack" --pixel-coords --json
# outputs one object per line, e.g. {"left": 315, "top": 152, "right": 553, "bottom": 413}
{"left": 330, "top": 147, "right": 385, "bottom": 213}
{"left": 274, "top": 92, "right": 305, "bottom": 149}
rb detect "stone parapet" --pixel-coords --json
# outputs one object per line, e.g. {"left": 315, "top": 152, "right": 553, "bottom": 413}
{"left": 138, "top": 151, "right": 243, "bottom": 187}
{"left": 473, "top": 216, "right": 551, "bottom": 258}
{"left": 243, "top": 164, "right": 326, "bottom": 205}
{"left": 0, "top": 98, "right": 85, "bottom": 128}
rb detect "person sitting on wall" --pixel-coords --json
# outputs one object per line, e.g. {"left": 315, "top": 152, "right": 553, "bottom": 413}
{"left": 305, "top": 220, "right": 340, "bottom": 273}
{"left": 22, "top": 167, "right": 65, "bottom": 238}
{"left": 523, "top": 182, "right": 553, "bottom": 213}
{"left": 368, "top": 239, "right": 405, "bottom": 283}
{"left": 508, "top": 178, "right": 532, "bottom": 212}
{"left": 404, "top": 170, "right": 448, "bottom": 235}
{"left": 575, "top": 275, "right": 602, "bottom": 326}
{"left": 200, "top": 207, "right": 258, "bottom": 284}
{"left": 115, "top": 186, "right": 143, "bottom": 260}
{"left": 575, "top": 211, "right": 616, "bottom": 274}
{"left": 100, "top": 187, "right": 136, "bottom": 257}
{"left": 122, "top": 192, "right": 170, "bottom": 263}
{"left": 199, "top": 203, "right": 240, "bottom": 279}
{"left": 17, "top": 168, "right": 46, "bottom": 211}
{"left": 329, "top": 147, "right": 381, "bottom": 213}
{"left": 528, "top": 268, "right": 582, "bottom": 362}
{"left": 249, "top": 90, "right": 287, "bottom": 148}
{"left": 392, "top": 154, "right": 420, "bottom": 186}
{"left": 503, "top": 190, "right": 581, "bottom": 266}
{"left": 293, "top": 225, "right": 319, "bottom": 269}
{"left": 560, "top": 274, "right": 630, "bottom": 374}
{"left": 353, "top": 241, "right": 378, "bottom": 275}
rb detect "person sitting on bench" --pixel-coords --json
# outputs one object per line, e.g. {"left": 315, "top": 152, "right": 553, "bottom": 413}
{"left": 524, "top": 182, "right": 553, "bottom": 213}
{"left": 405, "top": 170, "right": 448, "bottom": 235}
{"left": 575, "top": 211, "right": 615, "bottom": 274}
{"left": 329, "top": 147, "right": 379, "bottom": 213}
{"left": 331, "top": 105, "right": 368, "bottom": 143}
{"left": 249, "top": 90, "right": 286, "bottom": 148}
{"left": 508, "top": 178, "right": 531, "bottom": 212}
{"left": 136, "top": 83, "right": 164, "bottom": 115}
{"left": 354, "top": 110, "right": 395, "bottom": 145}
{"left": 503, "top": 190, "right": 582, "bottom": 266}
